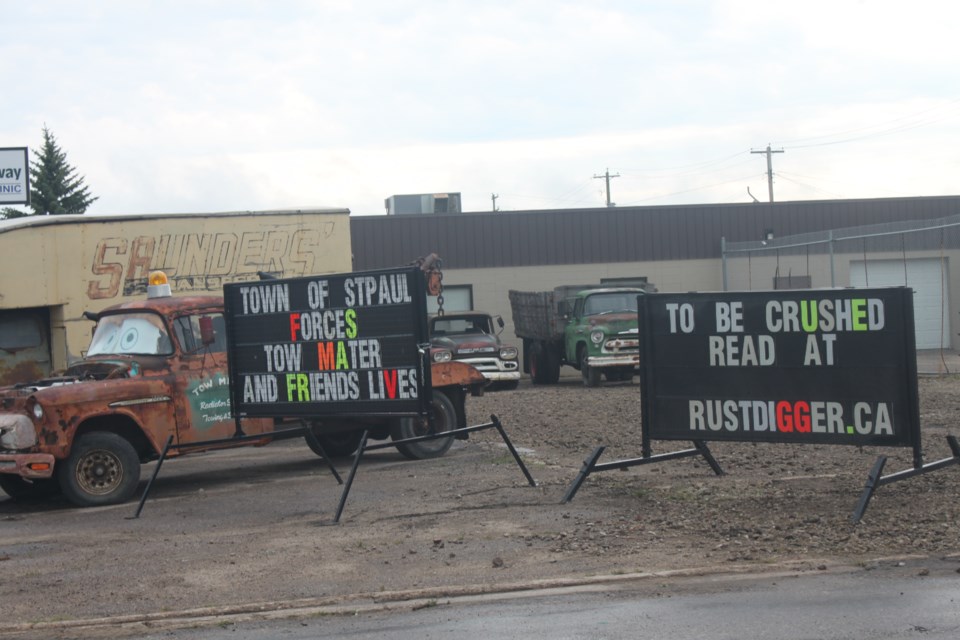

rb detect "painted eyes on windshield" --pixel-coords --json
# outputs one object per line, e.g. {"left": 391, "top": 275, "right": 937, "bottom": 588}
{"left": 120, "top": 329, "right": 140, "bottom": 350}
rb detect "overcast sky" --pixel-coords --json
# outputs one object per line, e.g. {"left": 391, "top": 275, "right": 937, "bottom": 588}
{"left": 2, "top": 1, "right": 958, "bottom": 216}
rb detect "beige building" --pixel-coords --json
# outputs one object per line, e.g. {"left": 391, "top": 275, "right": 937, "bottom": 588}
{"left": 0, "top": 209, "right": 352, "bottom": 384}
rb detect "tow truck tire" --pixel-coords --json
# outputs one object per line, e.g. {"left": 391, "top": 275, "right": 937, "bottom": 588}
{"left": 0, "top": 476, "right": 60, "bottom": 501}
{"left": 58, "top": 432, "right": 141, "bottom": 507}
{"left": 306, "top": 425, "right": 365, "bottom": 458}
{"left": 392, "top": 390, "right": 456, "bottom": 460}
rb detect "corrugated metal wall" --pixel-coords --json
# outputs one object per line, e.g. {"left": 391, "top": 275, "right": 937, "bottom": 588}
{"left": 351, "top": 196, "right": 960, "bottom": 270}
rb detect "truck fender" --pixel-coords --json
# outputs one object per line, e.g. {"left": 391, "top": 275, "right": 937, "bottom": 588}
{"left": 429, "top": 361, "right": 486, "bottom": 394}
{"left": 69, "top": 413, "right": 156, "bottom": 462}
{"left": 429, "top": 361, "right": 484, "bottom": 440}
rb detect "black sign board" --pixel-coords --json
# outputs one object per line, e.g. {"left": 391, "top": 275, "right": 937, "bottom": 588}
{"left": 223, "top": 266, "right": 431, "bottom": 419}
{"left": 639, "top": 288, "right": 920, "bottom": 448}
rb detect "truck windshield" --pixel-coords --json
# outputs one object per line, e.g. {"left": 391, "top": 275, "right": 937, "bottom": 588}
{"left": 582, "top": 293, "right": 639, "bottom": 316}
{"left": 87, "top": 312, "right": 174, "bottom": 356}
{"left": 431, "top": 317, "right": 491, "bottom": 335}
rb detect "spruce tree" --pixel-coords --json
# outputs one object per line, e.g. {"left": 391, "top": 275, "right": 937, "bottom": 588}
{"left": 1, "top": 126, "right": 98, "bottom": 219}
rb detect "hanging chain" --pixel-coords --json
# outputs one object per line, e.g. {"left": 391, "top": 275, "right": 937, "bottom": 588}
{"left": 436, "top": 265, "right": 445, "bottom": 317}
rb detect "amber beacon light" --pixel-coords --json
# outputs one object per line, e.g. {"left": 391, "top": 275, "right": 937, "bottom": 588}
{"left": 147, "top": 270, "right": 172, "bottom": 298}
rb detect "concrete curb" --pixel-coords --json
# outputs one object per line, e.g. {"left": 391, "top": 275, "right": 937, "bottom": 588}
{"left": 0, "top": 558, "right": 868, "bottom": 637}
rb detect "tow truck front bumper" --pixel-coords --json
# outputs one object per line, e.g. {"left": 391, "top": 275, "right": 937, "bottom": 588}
{"left": 0, "top": 453, "right": 56, "bottom": 479}
{"left": 454, "top": 357, "right": 521, "bottom": 384}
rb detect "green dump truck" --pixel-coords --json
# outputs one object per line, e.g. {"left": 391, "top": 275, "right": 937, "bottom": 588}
{"left": 508, "top": 284, "right": 654, "bottom": 387}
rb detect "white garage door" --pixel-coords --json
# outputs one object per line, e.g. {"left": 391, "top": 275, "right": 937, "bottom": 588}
{"left": 850, "top": 258, "right": 950, "bottom": 349}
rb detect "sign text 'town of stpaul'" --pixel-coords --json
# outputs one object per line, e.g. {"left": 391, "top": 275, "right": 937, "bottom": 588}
{"left": 223, "top": 266, "right": 430, "bottom": 419}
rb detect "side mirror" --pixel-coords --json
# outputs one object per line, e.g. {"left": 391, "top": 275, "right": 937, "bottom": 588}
{"left": 496, "top": 316, "right": 505, "bottom": 329}
{"left": 199, "top": 316, "right": 216, "bottom": 346}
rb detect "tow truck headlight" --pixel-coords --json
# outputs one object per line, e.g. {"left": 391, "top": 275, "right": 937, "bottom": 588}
{"left": 0, "top": 415, "right": 38, "bottom": 449}
{"left": 499, "top": 346, "right": 518, "bottom": 360}
{"left": 432, "top": 349, "right": 452, "bottom": 363}
{"left": 590, "top": 330, "right": 605, "bottom": 345}
{"left": 32, "top": 402, "right": 44, "bottom": 420}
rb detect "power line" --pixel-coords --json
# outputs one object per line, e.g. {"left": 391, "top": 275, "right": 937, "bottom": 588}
{"left": 618, "top": 150, "right": 752, "bottom": 178}
{"left": 620, "top": 173, "right": 759, "bottom": 206}
{"left": 774, "top": 98, "right": 960, "bottom": 149}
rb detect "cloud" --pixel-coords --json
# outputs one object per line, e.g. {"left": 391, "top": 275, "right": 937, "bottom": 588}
{"left": 1, "top": 1, "right": 957, "bottom": 217}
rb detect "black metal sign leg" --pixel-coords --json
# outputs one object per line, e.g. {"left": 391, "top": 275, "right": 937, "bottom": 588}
{"left": 561, "top": 446, "right": 605, "bottom": 504}
{"left": 128, "top": 434, "right": 174, "bottom": 520}
{"left": 948, "top": 435, "right": 960, "bottom": 458}
{"left": 303, "top": 426, "right": 344, "bottom": 485}
{"left": 491, "top": 415, "right": 537, "bottom": 487}
{"left": 850, "top": 455, "right": 888, "bottom": 524}
{"left": 325, "top": 430, "right": 370, "bottom": 526}
{"left": 693, "top": 440, "right": 725, "bottom": 476}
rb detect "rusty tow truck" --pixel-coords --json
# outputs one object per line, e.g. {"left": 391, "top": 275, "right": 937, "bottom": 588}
{"left": 0, "top": 269, "right": 485, "bottom": 507}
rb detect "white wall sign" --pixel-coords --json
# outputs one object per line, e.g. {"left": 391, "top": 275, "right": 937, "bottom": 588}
{"left": 0, "top": 147, "right": 30, "bottom": 205}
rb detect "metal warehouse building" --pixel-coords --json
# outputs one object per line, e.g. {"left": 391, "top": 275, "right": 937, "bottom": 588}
{"left": 350, "top": 195, "right": 960, "bottom": 353}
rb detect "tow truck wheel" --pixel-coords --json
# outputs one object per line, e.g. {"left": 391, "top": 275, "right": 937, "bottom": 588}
{"left": 58, "top": 432, "right": 141, "bottom": 507}
{"left": 392, "top": 390, "right": 456, "bottom": 460}
{"left": 306, "top": 425, "right": 365, "bottom": 458}
{"left": 0, "top": 476, "right": 61, "bottom": 501}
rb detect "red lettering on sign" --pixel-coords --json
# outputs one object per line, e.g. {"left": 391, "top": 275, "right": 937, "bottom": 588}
{"left": 794, "top": 401, "right": 811, "bottom": 433}
{"left": 776, "top": 401, "right": 793, "bottom": 432}
{"left": 382, "top": 369, "right": 398, "bottom": 399}
{"left": 289, "top": 313, "right": 301, "bottom": 341}
{"left": 775, "top": 400, "right": 812, "bottom": 433}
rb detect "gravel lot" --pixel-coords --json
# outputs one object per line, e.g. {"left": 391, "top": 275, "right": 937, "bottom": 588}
{"left": 1, "top": 374, "right": 959, "bottom": 636}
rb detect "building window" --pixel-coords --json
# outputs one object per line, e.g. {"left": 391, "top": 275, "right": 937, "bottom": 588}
{"left": 428, "top": 285, "right": 473, "bottom": 313}
{"left": 0, "top": 312, "right": 44, "bottom": 351}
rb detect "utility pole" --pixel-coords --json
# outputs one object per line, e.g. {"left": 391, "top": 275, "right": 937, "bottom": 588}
{"left": 491, "top": 193, "right": 499, "bottom": 212}
{"left": 593, "top": 168, "right": 619, "bottom": 207}
{"left": 751, "top": 145, "right": 784, "bottom": 202}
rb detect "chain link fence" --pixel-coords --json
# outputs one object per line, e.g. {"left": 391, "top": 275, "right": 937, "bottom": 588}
{"left": 721, "top": 213, "right": 960, "bottom": 351}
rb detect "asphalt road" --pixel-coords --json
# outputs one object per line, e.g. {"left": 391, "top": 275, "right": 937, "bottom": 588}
{"left": 119, "top": 559, "right": 960, "bottom": 640}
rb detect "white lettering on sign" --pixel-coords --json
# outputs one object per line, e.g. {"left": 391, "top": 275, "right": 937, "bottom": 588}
{"left": 707, "top": 335, "right": 775, "bottom": 366}
{"left": 803, "top": 333, "right": 837, "bottom": 365}
{"left": 242, "top": 375, "right": 279, "bottom": 403}
{"left": 665, "top": 302, "right": 695, "bottom": 333}
{"left": 307, "top": 279, "right": 330, "bottom": 309}
{"left": 714, "top": 301, "right": 744, "bottom": 333}
{"left": 262, "top": 343, "right": 303, "bottom": 372}
{"left": 239, "top": 284, "right": 290, "bottom": 314}
{"left": 343, "top": 273, "right": 412, "bottom": 307}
